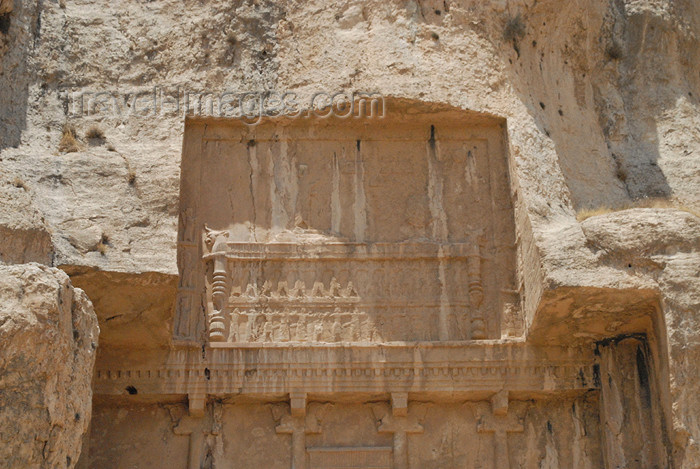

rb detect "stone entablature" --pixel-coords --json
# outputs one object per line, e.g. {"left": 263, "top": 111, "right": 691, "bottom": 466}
{"left": 93, "top": 343, "right": 598, "bottom": 399}
{"left": 94, "top": 341, "right": 601, "bottom": 469}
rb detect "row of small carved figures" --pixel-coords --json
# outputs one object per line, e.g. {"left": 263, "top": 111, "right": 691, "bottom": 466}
{"left": 226, "top": 279, "right": 479, "bottom": 303}
{"left": 223, "top": 309, "right": 488, "bottom": 342}
{"left": 228, "top": 278, "right": 360, "bottom": 302}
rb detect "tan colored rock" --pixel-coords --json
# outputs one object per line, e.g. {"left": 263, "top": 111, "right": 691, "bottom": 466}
{"left": 0, "top": 0, "right": 698, "bottom": 467}
{"left": 582, "top": 208, "right": 700, "bottom": 257}
{"left": 82, "top": 115, "right": 672, "bottom": 468}
{"left": 0, "top": 0, "right": 12, "bottom": 16}
{"left": 65, "top": 267, "right": 176, "bottom": 349}
{"left": 0, "top": 172, "right": 53, "bottom": 265}
{"left": 581, "top": 208, "right": 700, "bottom": 468}
{"left": 0, "top": 263, "right": 99, "bottom": 468}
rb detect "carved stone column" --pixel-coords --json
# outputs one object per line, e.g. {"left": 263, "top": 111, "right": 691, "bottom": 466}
{"left": 467, "top": 246, "right": 488, "bottom": 339}
{"left": 275, "top": 416, "right": 308, "bottom": 469}
{"left": 170, "top": 398, "right": 222, "bottom": 469}
{"left": 373, "top": 393, "right": 425, "bottom": 469}
{"left": 477, "top": 391, "right": 524, "bottom": 469}
{"left": 209, "top": 262, "right": 228, "bottom": 341}
{"left": 204, "top": 226, "right": 230, "bottom": 342}
{"left": 273, "top": 393, "right": 328, "bottom": 469}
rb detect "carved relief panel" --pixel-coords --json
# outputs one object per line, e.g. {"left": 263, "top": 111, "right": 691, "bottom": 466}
{"left": 176, "top": 110, "right": 517, "bottom": 344}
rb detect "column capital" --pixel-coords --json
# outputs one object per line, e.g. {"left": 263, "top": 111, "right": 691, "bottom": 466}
{"left": 188, "top": 393, "right": 206, "bottom": 418}
{"left": 391, "top": 392, "right": 408, "bottom": 417}
{"left": 290, "top": 391, "right": 307, "bottom": 417}
{"left": 491, "top": 389, "right": 509, "bottom": 416}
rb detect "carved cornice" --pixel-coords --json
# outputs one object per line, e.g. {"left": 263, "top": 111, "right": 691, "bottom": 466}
{"left": 94, "top": 342, "right": 598, "bottom": 397}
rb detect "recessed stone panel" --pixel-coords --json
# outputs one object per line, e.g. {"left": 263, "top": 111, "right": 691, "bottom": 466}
{"left": 176, "top": 111, "right": 516, "bottom": 344}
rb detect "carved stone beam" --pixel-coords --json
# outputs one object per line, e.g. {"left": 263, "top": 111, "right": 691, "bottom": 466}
{"left": 491, "top": 389, "right": 509, "bottom": 416}
{"left": 290, "top": 391, "right": 307, "bottom": 417}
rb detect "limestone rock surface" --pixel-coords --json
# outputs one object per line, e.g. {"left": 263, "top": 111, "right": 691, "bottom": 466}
{"left": 582, "top": 208, "right": 700, "bottom": 468}
{"left": 0, "top": 171, "right": 53, "bottom": 265}
{"left": 0, "top": 0, "right": 699, "bottom": 467}
{"left": 0, "top": 263, "right": 99, "bottom": 468}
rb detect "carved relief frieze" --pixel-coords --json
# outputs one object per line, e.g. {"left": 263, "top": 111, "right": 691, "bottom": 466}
{"left": 198, "top": 239, "right": 489, "bottom": 343}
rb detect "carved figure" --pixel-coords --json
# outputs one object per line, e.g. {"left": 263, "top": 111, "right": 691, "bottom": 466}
{"left": 203, "top": 225, "right": 229, "bottom": 253}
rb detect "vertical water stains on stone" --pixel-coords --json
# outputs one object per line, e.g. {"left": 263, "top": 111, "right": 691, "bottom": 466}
{"left": 0, "top": 11, "right": 10, "bottom": 35}
{"left": 636, "top": 345, "right": 652, "bottom": 408}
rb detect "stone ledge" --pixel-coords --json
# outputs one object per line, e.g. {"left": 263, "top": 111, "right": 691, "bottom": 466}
{"left": 94, "top": 342, "right": 598, "bottom": 397}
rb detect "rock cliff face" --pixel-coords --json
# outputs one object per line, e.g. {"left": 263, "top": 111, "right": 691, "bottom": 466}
{"left": 582, "top": 209, "right": 700, "bottom": 466}
{"left": 0, "top": 0, "right": 698, "bottom": 467}
{"left": 0, "top": 264, "right": 99, "bottom": 468}
{"left": 1, "top": 0, "right": 698, "bottom": 273}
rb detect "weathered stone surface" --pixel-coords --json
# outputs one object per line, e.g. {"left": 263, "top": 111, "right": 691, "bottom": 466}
{"left": 0, "top": 0, "right": 698, "bottom": 467}
{"left": 88, "top": 397, "right": 604, "bottom": 469}
{"left": 82, "top": 115, "right": 677, "bottom": 469}
{"left": 0, "top": 172, "right": 53, "bottom": 265}
{"left": 582, "top": 208, "right": 700, "bottom": 469}
{"left": 64, "top": 267, "right": 177, "bottom": 349}
{"left": 177, "top": 111, "right": 517, "bottom": 345}
{"left": 0, "top": 263, "right": 99, "bottom": 468}
{"left": 0, "top": 0, "right": 697, "bottom": 274}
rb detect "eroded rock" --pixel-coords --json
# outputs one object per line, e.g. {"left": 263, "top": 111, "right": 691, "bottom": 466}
{"left": 0, "top": 172, "right": 53, "bottom": 265}
{"left": 0, "top": 264, "right": 99, "bottom": 468}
